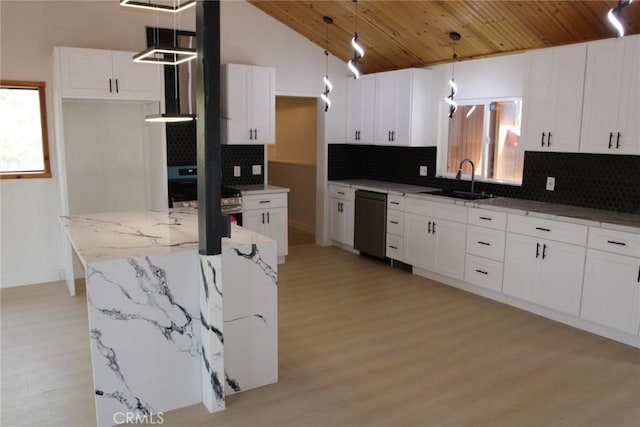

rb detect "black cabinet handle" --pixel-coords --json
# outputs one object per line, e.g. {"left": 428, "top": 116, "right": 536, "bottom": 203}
{"left": 390, "top": 201, "right": 400, "bottom": 205}
{"left": 541, "top": 132, "right": 546, "bottom": 147}
{"left": 391, "top": 131, "right": 395, "bottom": 142}
{"left": 609, "top": 132, "right": 614, "bottom": 149}
{"left": 542, "top": 244, "right": 547, "bottom": 259}
{"left": 115, "top": 79, "right": 119, "bottom": 93}
{"left": 432, "top": 222, "right": 436, "bottom": 234}
{"left": 475, "top": 269, "right": 488, "bottom": 275}
{"left": 255, "top": 128, "right": 258, "bottom": 140}
{"left": 338, "top": 202, "right": 342, "bottom": 213}
{"left": 337, "top": 191, "right": 345, "bottom": 195}
{"left": 478, "top": 241, "right": 490, "bottom": 246}
{"left": 249, "top": 129, "right": 253, "bottom": 140}
{"left": 616, "top": 132, "right": 621, "bottom": 149}
{"left": 109, "top": 79, "right": 112, "bottom": 93}
{"left": 427, "top": 221, "right": 432, "bottom": 234}
{"left": 536, "top": 242, "right": 540, "bottom": 258}
{"left": 479, "top": 216, "right": 492, "bottom": 221}
{"left": 388, "top": 131, "right": 391, "bottom": 142}
{"left": 607, "top": 240, "right": 626, "bottom": 246}
{"left": 637, "top": 265, "right": 640, "bottom": 283}
{"left": 267, "top": 212, "right": 270, "bottom": 223}
{"left": 535, "top": 227, "right": 551, "bottom": 232}
{"left": 389, "top": 245, "right": 398, "bottom": 250}
{"left": 259, "top": 200, "right": 271, "bottom": 204}
{"left": 261, "top": 212, "right": 265, "bottom": 224}
{"left": 547, "top": 132, "right": 551, "bottom": 147}
{"left": 390, "top": 220, "right": 399, "bottom": 225}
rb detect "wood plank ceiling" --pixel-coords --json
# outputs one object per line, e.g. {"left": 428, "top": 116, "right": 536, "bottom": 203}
{"left": 248, "top": 0, "right": 640, "bottom": 74}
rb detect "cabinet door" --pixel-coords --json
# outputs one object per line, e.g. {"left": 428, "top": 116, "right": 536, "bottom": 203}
{"left": 404, "top": 213, "right": 434, "bottom": 270}
{"left": 581, "top": 38, "right": 626, "bottom": 154}
{"left": 537, "top": 240, "right": 585, "bottom": 316}
{"left": 264, "top": 207, "right": 288, "bottom": 257}
{"left": 59, "top": 47, "right": 113, "bottom": 98}
{"left": 522, "top": 48, "right": 555, "bottom": 151}
{"left": 223, "top": 64, "right": 252, "bottom": 144}
{"left": 616, "top": 36, "right": 640, "bottom": 155}
{"left": 581, "top": 249, "right": 640, "bottom": 335}
{"left": 374, "top": 71, "right": 398, "bottom": 145}
{"left": 392, "top": 69, "right": 414, "bottom": 146}
{"left": 342, "top": 200, "right": 355, "bottom": 247}
{"left": 346, "top": 75, "right": 375, "bottom": 144}
{"left": 243, "top": 210, "right": 265, "bottom": 235}
{"left": 503, "top": 233, "right": 540, "bottom": 303}
{"left": 432, "top": 218, "right": 466, "bottom": 280}
{"left": 111, "top": 51, "right": 163, "bottom": 101}
{"left": 250, "top": 66, "right": 275, "bottom": 144}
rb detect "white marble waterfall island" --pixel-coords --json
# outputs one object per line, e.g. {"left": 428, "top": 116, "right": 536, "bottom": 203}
{"left": 60, "top": 209, "right": 278, "bottom": 427}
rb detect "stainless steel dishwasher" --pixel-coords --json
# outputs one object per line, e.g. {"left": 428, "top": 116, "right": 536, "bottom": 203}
{"left": 354, "top": 190, "right": 387, "bottom": 259}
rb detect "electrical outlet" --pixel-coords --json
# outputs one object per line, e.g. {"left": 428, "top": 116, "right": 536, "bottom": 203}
{"left": 233, "top": 166, "right": 241, "bottom": 177}
{"left": 252, "top": 164, "right": 262, "bottom": 175}
{"left": 419, "top": 166, "right": 428, "bottom": 176}
{"left": 546, "top": 176, "right": 555, "bottom": 191}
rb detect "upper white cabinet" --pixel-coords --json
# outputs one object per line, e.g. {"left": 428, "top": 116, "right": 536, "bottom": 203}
{"left": 374, "top": 68, "right": 431, "bottom": 146}
{"left": 521, "top": 43, "right": 586, "bottom": 152}
{"left": 57, "top": 47, "right": 163, "bottom": 101}
{"left": 580, "top": 36, "right": 640, "bottom": 155}
{"left": 346, "top": 74, "right": 376, "bottom": 144}
{"left": 221, "top": 64, "right": 275, "bottom": 145}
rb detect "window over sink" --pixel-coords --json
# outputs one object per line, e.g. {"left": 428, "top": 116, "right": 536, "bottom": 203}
{"left": 438, "top": 98, "right": 523, "bottom": 185}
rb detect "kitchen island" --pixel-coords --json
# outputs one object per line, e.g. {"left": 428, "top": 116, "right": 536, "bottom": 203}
{"left": 60, "top": 208, "right": 277, "bottom": 427}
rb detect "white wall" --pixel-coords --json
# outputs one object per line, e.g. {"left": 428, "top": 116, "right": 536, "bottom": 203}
{"left": 0, "top": 0, "right": 346, "bottom": 287}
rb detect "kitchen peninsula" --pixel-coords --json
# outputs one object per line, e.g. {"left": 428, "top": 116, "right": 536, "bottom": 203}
{"left": 60, "top": 208, "right": 278, "bottom": 427}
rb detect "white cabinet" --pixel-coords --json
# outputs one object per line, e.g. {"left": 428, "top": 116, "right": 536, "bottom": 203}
{"left": 521, "top": 43, "right": 586, "bottom": 152}
{"left": 404, "top": 198, "right": 467, "bottom": 280}
{"left": 57, "top": 47, "right": 163, "bottom": 101}
{"left": 580, "top": 228, "right": 640, "bottom": 335}
{"left": 386, "top": 194, "right": 405, "bottom": 261}
{"left": 329, "top": 185, "right": 355, "bottom": 247}
{"left": 580, "top": 36, "right": 640, "bottom": 155}
{"left": 503, "top": 216, "right": 587, "bottom": 316}
{"left": 242, "top": 192, "right": 288, "bottom": 259}
{"left": 346, "top": 74, "right": 375, "bottom": 144}
{"left": 221, "top": 64, "right": 275, "bottom": 145}
{"left": 373, "top": 68, "right": 432, "bottom": 146}
{"left": 464, "top": 208, "right": 507, "bottom": 292}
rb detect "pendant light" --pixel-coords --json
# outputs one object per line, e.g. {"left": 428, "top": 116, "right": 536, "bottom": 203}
{"left": 321, "top": 16, "right": 334, "bottom": 112}
{"left": 120, "top": 0, "right": 196, "bottom": 13}
{"left": 347, "top": 0, "right": 365, "bottom": 79}
{"left": 445, "top": 32, "right": 461, "bottom": 119}
{"left": 607, "top": 0, "right": 634, "bottom": 37}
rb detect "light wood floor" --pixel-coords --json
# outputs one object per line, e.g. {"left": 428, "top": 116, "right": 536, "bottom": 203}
{"left": 2, "top": 244, "right": 639, "bottom": 426}
{"left": 288, "top": 225, "right": 315, "bottom": 246}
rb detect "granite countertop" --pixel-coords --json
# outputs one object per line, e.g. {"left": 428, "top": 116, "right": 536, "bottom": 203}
{"left": 232, "top": 184, "right": 290, "bottom": 195}
{"left": 60, "top": 208, "right": 274, "bottom": 266}
{"left": 329, "top": 179, "right": 640, "bottom": 233}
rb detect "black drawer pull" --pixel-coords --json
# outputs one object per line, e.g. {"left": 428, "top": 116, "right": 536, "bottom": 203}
{"left": 475, "top": 269, "right": 488, "bottom": 275}
{"left": 535, "top": 227, "right": 551, "bottom": 232}
{"left": 479, "top": 216, "right": 492, "bottom": 221}
{"left": 259, "top": 200, "right": 271, "bottom": 204}
{"left": 390, "top": 221, "right": 399, "bottom": 224}
{"left": 478, "top": 241, "right": 490, "bottom": 246}
{"left": 427, "top": 221, "right": 432, "bottom": 234}
{"left": 337, "top": 191, "right": 345, "bottom": 195}
{"left": 607, "top": 240, "right": 626, "bottom": 246}
{"left": 390, "top": 201, "right": 400, "bottom": 205}
{"left": 389, "top": 245, "right": 398, "bottom": 250}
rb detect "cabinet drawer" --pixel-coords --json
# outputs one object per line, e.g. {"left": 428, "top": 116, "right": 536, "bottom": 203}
{"left": 405, "top": 198, "right": 467, "bottom": 223}
{"left": 588, "top": 227, "right": 640, "bottom": 257}
{"left": 329, "top": 185, "right": 355, "bottom": 201}
{"left": 387, "top": 194, "right": 405, "bottom": 211}
{"left": 507, "top": 214, "right": 588, "bottom": 246}
{"left": 464, "top": 255, "right": 504, "bottom": 292}
{"left": 467, "top": 208, "right": 507, "bottom": 231}
{"left": 243, "top": 192, "right": 287, "bottom": 210}
{"left": 386, "top": 233, "right": 404, "bottom": 261}
{"left": 386, "top": 211, "right": 404, "bottom": 236}
{"left": 466, "top": 225, "right": 506, "bottom": 262}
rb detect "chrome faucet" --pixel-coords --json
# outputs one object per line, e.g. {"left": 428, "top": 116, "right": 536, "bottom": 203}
{"left": 456, "top": 158, "right": 475, "bottom": 194}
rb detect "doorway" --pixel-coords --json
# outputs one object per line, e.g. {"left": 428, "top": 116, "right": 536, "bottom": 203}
{"left": 267, "top": 96, "right": 317, "bottom": 246}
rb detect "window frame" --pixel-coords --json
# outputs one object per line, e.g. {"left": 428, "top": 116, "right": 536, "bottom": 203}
{"left": 436, "top": 96, "right": 523, "bottom": 186}
{"left": 0, "top": 80, "right": 52, "bottom": 180}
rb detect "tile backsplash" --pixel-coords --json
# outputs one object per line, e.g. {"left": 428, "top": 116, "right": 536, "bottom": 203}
{"left": 328, "top": 144, "right": 640, "bottom": 214}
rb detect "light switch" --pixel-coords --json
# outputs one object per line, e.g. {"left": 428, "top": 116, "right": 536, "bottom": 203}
{"left": 233, "top": 166, "right": 241, "bottom": 177}
{"left": 252, "top": 164, "right": 262, "bottom": 175}
{"left": 546, "top": 176, "right": 555, "bottom": 191}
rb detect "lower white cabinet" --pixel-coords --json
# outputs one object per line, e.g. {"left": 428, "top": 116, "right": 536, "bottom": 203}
{"left": 243, "top": 192, "right": 288, "bottom": 259}
{"left": 404, "top": 203, "right": 467, "bottom": 281}
{"left": 329, "top": 185, "right": 355, "bottom": 247}
{"left": 503, "top": 231, "right": 586, "bottom": 316}
{"left": 386, "top": 194, "right": 405, "bottom": 261}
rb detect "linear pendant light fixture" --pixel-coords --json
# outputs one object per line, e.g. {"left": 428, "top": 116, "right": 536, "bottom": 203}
{"left": 120, "top": 0, "right": 196, "bottom": 13}
{"left": 321, "top": 16, "right": 334, "bottom": 112}
{"left": 607, "top": 0, "right": 634, "bottom": 37}
{"left": 445, "top": 32, "right": 461, "bottom": 119}
{"left": 347, "top": 0, "right": 365, "bottom": 79}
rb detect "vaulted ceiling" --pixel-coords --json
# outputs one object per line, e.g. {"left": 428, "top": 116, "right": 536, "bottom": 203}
{"left": 249, "top": 1, "right": 640, "bottom": 74}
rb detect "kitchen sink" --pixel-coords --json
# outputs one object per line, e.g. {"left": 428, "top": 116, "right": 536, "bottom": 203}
{"left": 419, "top": 189, "right": 492, "bottom": 200}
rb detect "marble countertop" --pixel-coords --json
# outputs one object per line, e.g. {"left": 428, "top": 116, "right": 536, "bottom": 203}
{"left": 60, "top": 208, "right": 274, "bottom": 266}
{"left": 329, "top": 179, "right": 640, "bottom": 233}
{"left": 232, "top": 184, "right": 290, "bottom": 195}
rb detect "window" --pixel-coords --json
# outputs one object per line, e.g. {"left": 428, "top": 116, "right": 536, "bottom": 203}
{"left": 441, "top": 98, "right": 523, "bottom": 185}
{"left": 0, "top": 80, "right": 51, "bottom": 179}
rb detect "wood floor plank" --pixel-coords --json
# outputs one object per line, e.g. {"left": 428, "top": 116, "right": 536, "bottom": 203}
{"left": 2, "top": 244, "right": 639, "bottom": 426}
